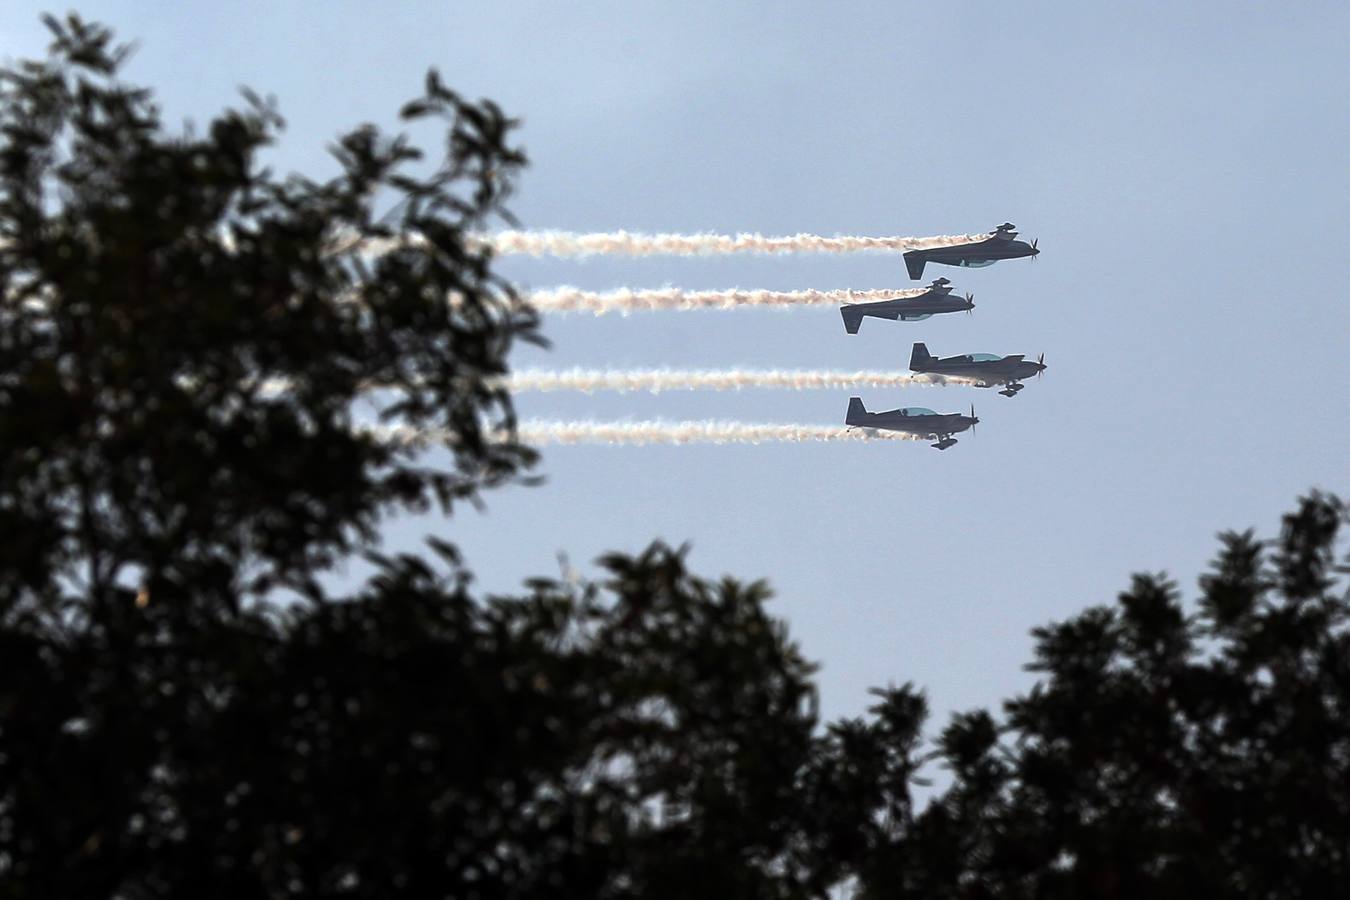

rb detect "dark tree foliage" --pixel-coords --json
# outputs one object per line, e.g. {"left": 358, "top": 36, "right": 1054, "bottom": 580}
{"left": 5, "top": 537, "right": 831, "bottom": 898}
{"left": 0, "top": 14, "right": 541, "bottom": 610}
{"left": 3, "top": 16, "right": 1350, "bottom": 900}
{"left": 851, "top": 491, "right": 1350, "bottom": 899}
{"left": 0, "top": 17, "right": 833, "bottom": 899}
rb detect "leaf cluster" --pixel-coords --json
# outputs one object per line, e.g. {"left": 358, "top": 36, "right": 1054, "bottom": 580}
{"left": 0, "top": 14, "right": 542, "bottom": 613}
{"left": 852, "top": 491, "right": 1350, "bottom": 899}
{"left": 3, "top": 541, "right": 836, "bottom": 899}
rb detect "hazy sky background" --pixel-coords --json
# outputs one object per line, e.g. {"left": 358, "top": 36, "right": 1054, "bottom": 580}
{"left": 7, "top": 1, "right": 1347, "bottom": 724}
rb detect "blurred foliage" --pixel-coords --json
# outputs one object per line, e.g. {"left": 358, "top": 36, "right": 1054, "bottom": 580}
{"left": 3, "top": 15, "right": 1350, "bottom": 900}
{"left": 3, "top": 536, "right": 833, "bottom": 898}
{"left": 0, "top": 13, "right": 542, "bottom": 612}
{"left": 851, "top": 490, "right": 1350, "bottom": 899}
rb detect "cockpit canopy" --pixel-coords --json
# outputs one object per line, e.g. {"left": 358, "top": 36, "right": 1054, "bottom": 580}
{"left": 967, "top": 353, "right": 1001, "bottom": 362}
{"left": 899, "top": 407, "right": 938, "bottom": 417}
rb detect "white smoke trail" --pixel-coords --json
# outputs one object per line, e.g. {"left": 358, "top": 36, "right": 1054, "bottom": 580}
{"left": 523, "top": 286, "right": 927, "bottom": 315}
{"left": 366, "top": 421, "right": 926, "bottom": 448}
{"left": 478, "top": 230, "right": 986, "bottom": 258}
{"left": 258, "top": 367, "right": 974, "bottom": 399}
{"left": 503, "top": 368, "right": 975, "bottom": 393}
{"left": 511, "top": 421, "right": 923, "bottom": 446}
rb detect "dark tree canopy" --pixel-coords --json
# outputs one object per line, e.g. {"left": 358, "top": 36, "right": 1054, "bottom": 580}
{"left": 5, "top": 538, "right": 830, "bottom": 898}
{"left": 848, "top": 490, "right": 1350, "bottom": 899}
{"left": 0, "top": 13, "right": 541, "bottom": 611}
{"left": 3, "top": 15, "right": 1350, "bottom": 900}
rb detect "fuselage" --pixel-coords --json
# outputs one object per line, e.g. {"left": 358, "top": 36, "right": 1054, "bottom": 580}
{"left": 840, "top": 284, "right": 973, "bottom": 333}
{"left": 921, "top": 236, "right": 1038, "bottom": 265}
{"left": 851, "top": 409, "right": 977, "bottom": 438}
{"left": 913, "top": 357, "right": 1044, "bottom": 386}
{"left": 903, "top": 230, "right": 1039, "bottom": 280}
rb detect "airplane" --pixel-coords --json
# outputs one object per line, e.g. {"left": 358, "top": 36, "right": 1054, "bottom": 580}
{"left": 902, "top": 222, "right": 1039, "bottom": 280}
{"left": 910, "top": 342, "right": 1046, "bottom": 397}
{"left": 840, "top": 277, "right": 974, "bottom": 334}
{"left": 845, "top": 397, "right": 979, "bottom": 450}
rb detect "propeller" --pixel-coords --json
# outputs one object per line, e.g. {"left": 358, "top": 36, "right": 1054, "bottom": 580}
{"left": 966, "top": 292, "right": 975, "bottom": 315}
{"left": 970, "top": 403, "right": 977, "bottom": 435}
{"left": 1037, "top": 352, "right": 1045, "bottom": 379}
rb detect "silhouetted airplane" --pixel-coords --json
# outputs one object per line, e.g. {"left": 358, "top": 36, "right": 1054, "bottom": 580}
{"left": 910, "top": 343, "right": 1046, "bottom": 397}
{"left": 845, "top": 397, "right": 978, "bottom": 450}
{"left": 902, "top": 223, "right": 1038, "bottom": 280}
{"left": 840, "top": 277, "right": 973, "bottom": 333}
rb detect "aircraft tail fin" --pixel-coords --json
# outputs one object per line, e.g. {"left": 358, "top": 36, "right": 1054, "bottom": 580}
{"left": 903, "top": 251, "right": 926, "bottom": 281}
{"left": 846, "top": 396, "right": 868, "bottom": 426}
{"left": 840, "top": 306, "right": 863, "bottom": 334}
{"left": 909, "top": 342, "right": 933, "bottom": 371}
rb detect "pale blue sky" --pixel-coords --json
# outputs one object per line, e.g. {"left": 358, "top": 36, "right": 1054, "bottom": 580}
{"left": 7, "top": 1, "right": 1347, "bottom": 722}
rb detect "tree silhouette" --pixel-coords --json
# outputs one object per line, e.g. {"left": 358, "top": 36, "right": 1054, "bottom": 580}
{"left": 3, "top": 15, "right": 1349, "bottom": 900}
{"left": 0, "top": 13, "right": 541, "bottom": 613}
{"left": 850, "top": 491, "right": 1350, "bottom": 899}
